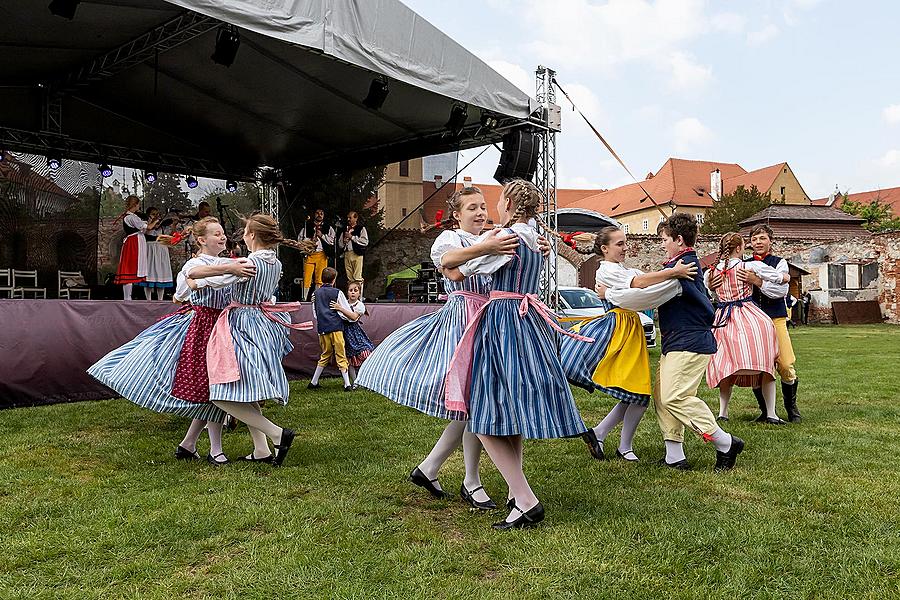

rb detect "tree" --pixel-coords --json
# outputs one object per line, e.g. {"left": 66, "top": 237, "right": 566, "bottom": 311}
{"left": 199, "top": 182, "right": 261, "bottom": 233}
{"left": 700, "top": 185, "right": 773, "bottom": 234}
{"left": 142, "top": 172, "right": 189, "bottom": 215}
{"left": 839, "top": 193, "right": 900, "bottom": 232}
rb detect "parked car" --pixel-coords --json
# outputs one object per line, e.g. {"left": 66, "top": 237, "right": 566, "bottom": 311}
{"left": 556, "top": 286, "right": 657, "bottom": 347}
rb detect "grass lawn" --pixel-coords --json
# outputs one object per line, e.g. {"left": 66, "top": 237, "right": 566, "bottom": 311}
{"left": 2, "top": 324, "right": 900, "bottom": 599}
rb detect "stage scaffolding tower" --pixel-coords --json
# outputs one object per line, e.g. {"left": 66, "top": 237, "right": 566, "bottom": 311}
{"left": 535, "top": 65, "right": 561, "bottom": 310}
{"left": 258, "top": 167, "right": 280, "bottom": 252}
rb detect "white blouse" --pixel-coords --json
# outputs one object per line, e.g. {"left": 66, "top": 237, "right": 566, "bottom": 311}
{"left": 458, "top": 222, "right": 539, "bottom": 277}
{"left": 601, "top": 260, "right": 683, "bottom": 312}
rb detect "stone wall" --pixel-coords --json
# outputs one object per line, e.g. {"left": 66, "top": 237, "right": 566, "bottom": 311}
{"left": 559, "top": 231, "right": 900, "bottom": 324}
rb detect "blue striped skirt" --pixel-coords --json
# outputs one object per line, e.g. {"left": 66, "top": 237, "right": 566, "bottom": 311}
{"left": 208, "top": 307, "right": 293, "bottom": 404}
{"left": 87, "top": 310, "right": 226, "bottom": 422}
{"left": 355, "top": 296, "right": 470, "bottom": 420}
{"left": 467, "top": 299, "right": 588, "bottom": 439}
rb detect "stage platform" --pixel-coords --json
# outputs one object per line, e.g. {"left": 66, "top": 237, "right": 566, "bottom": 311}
{"left": 0, "top": 299, "right": 438, "bottom": 408}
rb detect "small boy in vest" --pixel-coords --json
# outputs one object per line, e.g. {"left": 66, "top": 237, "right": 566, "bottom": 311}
{"left": 309, "top": 267, "right": 357, "bottom": 391}
{"left": 607, "top": 213, "right": 745, "bottom": 471}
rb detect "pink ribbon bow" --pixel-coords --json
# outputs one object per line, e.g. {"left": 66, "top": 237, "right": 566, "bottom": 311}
{"left": 444, "top": 291, "right": 594, "bottom": 414}
{"left": 207, "top": 301, "right": 313, "bottom": 385}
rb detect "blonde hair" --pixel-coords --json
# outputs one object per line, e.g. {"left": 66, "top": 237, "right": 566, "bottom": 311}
{"left": 500, "top": 179, "right": 562, "bottom": 241}
{"left": 244, "top": 213, "right": 304, "bottom": 250}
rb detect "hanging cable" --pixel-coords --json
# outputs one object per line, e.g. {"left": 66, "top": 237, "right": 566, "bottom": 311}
{"left": 552, "top": 78, "right": 669, "bottom": 219}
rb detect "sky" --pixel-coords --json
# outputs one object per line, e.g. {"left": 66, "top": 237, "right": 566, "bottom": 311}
{"left": 403, "top": 0, "right": 900, "bottom": 199}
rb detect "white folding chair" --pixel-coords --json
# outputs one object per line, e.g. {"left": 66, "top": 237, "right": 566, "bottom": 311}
{"left": 11, "top": 269, "right": 47, "bottom": 299}
{"left": 58, "top": 270, "right": 91, "bottom": 299}
{"left": 0, "top": 269, "right": 14, "bottom": 298}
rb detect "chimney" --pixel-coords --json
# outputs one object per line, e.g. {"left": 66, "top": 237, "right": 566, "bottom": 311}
{"left": 434, "top": 175, "right": 443, "bottom": 189}
{"left": 463, "top": 176, "right": 472, "bottom": 188}
{"left": 710, "top": 168, "right": 722, "bottom": 201}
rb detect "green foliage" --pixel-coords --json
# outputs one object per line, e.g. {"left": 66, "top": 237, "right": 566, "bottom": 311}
{"left": 700, "top": 184, "right": 774, "bottom": 234}
{"left": 2, "top": 325, "right": 900, "bottom": 598}
{"left": 840, "top": 194, "right": 900, "bottom": 232}
{"left": 142, "top": 172, "right": 190, "bottom": 215}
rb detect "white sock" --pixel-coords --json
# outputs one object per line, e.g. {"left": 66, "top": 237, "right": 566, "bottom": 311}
{"left": 123, "top": 283, "right": 132, "bottom": 300}
{"left": 664, "top": 440, "right": 686, "bottom": 464}
{"left": 311, "top": 366, "right": 324, "bottom": 385}
{"left": 341, "top": 370, "right": 350, "bottom": 387}
{"left": 718, "top": 382, "right": 733, "bottom": 418}
{"left": 348, "top": 365, "right": 357, "bottom": 384}
{"left": 762, "top": 378, "right": 778, "bottom": 418}
{"left": 594, "top": 401, "right": 628, "bottom": 441}
{"left": 709, "top": 427, "right": 733, "bottom": 452}
{"left": 155, "top": 287, "right": 164, "bottom": 301}
{"left": 143, "top": 286, "right": 152, "bottom": 300}
{"left": 619, "top": 404, "right": 646, "bottom": 455}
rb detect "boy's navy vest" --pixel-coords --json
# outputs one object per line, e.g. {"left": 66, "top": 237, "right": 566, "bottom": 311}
{"left": 349, "top": 224, "right": 366, "bottom": 256}
{"left": 314, "top": 285, "right": 344, "bottom": 334}
{"left": 657, "top": 250, "right": 717, "bottom": 356}
{"left": 751, "top": 254, "right": 788, "bottom": 319}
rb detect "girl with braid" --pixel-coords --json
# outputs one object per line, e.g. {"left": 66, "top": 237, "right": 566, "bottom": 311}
{"left": 705, "top": 232, "right": 785, "bottom": 424}
{"left": 444, "top": 179, "right": 592, "bottom": 530}
{"left": 561, "top": 226, "right": 696, "bottom": 462}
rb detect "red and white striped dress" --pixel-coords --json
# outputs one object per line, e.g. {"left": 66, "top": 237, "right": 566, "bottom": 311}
{"left": 706, "top": 258, "right": 779, "bottom": 388}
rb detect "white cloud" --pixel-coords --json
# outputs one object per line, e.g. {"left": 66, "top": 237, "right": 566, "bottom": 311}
{"left": 747, "top": 24, "right": 779, "bottom": 45}
{"left": 883, "top": 104, "right": 900, "bottom": 125}
{"left": 876, "top": 149, "right": 900, "bottom": 168}
{"left": 672, "top": 117, "right": 714, "bottom": 154}
{"left": 711, "top": 12, "right": 747, "bottom": 34}
{"left": 487, "top": 59, "right": 532, "bottom": 95}
{"left": 559, "top": 175, "right": 608, "bottom": 189}
{"left": 561, "top": 82, "right": 605, "bottom": 124}
{"left": 666, "top": 52, "right": 713, "bottom": 91}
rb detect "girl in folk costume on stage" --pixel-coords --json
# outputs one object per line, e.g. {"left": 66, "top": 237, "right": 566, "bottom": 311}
{"left": 443, "top": 179, "right": 593, "bottom": 530}
{"left": 88, "top": 217, "right": 257, "bottom": 464}
{"left": 113, "top": 195, "right": 156, "bottom": 300}
{"left": 137, "top": 206, "right": 175, "bottom": 301}
{"left": 561, "top": 226, "right": 697, "bottom": 462}
{"left": 341, "top": 281, "right": 373, "bottom": 388}
{"left": 356, "top": 186, "right": 527, "bottom": 511}
{"left": 193, "top": 214, "right": 313, "bottom": 466}
{"left": 705, "top": 232, "right": 784, "bottom": 424}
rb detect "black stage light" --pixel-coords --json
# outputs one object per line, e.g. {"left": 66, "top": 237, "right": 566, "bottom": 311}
{"left": 363, "top": 78, "right": 389, "bottom": 110}
{"left": 185, "top": 175, "right": 198, "bottom": 189}
{"left": 98, "top": 163, "right": 113, "bottom": 178}
{"left": 211, "top": 25, "right": 240, "bottom": 67}
{"left": 225, "top": 180, "right": 238, "bottom": 193}
{"left": 445, "top": 104, "right": 468, "bottom": 137}
{"left": 0, "top": 149, "right": 5, "bottom": 161}
{"left": 480, "top": 112, "right": 499, "bottom": 129}
{"left": 145, "top": 171, "right": 158, "bottom": 183}
{"left": 47, "top": 156, "right": 61, "bottom": 170}
{"left": 48, "top": 0, "right": 79, "bottom": 20}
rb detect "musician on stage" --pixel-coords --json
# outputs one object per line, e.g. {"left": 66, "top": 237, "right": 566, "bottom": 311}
{"left": 298, "top": 208, "right": 336, "bottom": 301}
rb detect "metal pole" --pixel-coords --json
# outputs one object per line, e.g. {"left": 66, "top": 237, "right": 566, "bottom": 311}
{"left": 535, "top": 65, "right": 559, "bottom": 310}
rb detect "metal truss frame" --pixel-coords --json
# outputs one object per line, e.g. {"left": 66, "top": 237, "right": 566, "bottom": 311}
{"left": 535, "top": 65, "right": 559, "bottom": 310}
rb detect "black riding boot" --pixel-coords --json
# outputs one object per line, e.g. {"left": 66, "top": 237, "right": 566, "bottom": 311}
{"left": 752, "top": 387, "right": 767, "bottom": 422}
{"left": 783, "top": 379, "right": 801, "bottom": 423}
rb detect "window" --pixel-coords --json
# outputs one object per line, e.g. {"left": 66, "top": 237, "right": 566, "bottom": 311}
{"left": 695, "top": 213, "right": 704, "bottom": 225}
{"left": 659, "top": 215, "right": 666, "bottom": 223}
{"left": 399, "top": 160, "right": 409, "bottom": 177}
{"left": 401, "top": 207, "right": 407, "bottom": 217}
{"left": 623, "top": 223, "right": 630, "bottom": 234}
{"left": 780, "top": 186, "right": 786, "bottom": 200}
{"left": 642, "top": 219, "right": 649, "bottom": 231}
{"left": 559, "top": 289, "right": 604, "bottom": 309}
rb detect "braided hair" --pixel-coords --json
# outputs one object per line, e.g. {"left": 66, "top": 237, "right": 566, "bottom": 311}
{"left": 715, "top": 232, "right": 744, "bottom": 272}
{"left": 500, "top": 178, "right": 563, "bottom": 242}
{"left": 244, "top": 213, "right": 305, "bottom": 251}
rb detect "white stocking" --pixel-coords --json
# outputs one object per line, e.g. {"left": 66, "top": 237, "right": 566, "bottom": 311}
{"left": 310, "top": 366, "right": 324, "bottom": 385}
{"left": 206, "top": 422, "right": 226, "bottom": 462}
{"left": 180, "top": 419, "right": 206, "bottom": 452}
{"left": 123, "top": 283, "right": 133, "bottom": 301}
{"left": 155, "top": 287, "right": 164, "bottom": 300}
{"left": 478, "top": 434, "right": 538, "bottom": 520}
{"left": 212, "top": 401, "right": 283, "bottom": 443}
{"left": 594, "top": 401, "right": 628, "bottom": 441}
{"left": 418, "top": 420, "right": 466, "bottom": 489}
{"left": 143, "top": 286, "right": 152, "bottom": 300}
{"left": 462, "top": 429, "right": 490, "bottom": 503}
{"left": 619, "top": 404, "right": 646, "bottom": 454}
{"left": 762, "top": 377, "right": 778, "bottom": 418}
{"left": 718, "top": 382, "right": 733, "bottom": 419}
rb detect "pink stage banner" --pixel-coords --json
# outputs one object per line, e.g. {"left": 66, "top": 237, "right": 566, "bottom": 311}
{"left": 0, "top": 299, "right": 437, "bottom": 408}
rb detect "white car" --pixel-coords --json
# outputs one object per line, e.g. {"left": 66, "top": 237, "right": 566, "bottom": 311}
{"left": 556, "top": 286, "right": 657, "bottom": 348}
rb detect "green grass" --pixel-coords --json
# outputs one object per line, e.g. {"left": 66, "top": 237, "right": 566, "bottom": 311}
{"left": 2, "top": 325, "right": 900, "bottom": 599}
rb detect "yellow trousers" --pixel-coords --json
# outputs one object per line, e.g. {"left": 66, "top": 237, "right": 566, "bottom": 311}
{"left": 303, "top": 251, "right": 328, "bottom": 289}
{"left": 772, "top": 317, "right": 797, "bottom": 383}
{"left": 344, "top": 251, "right": 364, "bottom": 282}
{"left": 317, "top": 331, "right": 348, "bottom": 371}
{"left": 654, "top": 351, "right": 717, "bottom": 443}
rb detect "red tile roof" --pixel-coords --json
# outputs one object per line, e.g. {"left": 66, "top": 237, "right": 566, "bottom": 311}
{"left": 723, "top": 163, "right": 785, "bottom": 195}
{"left": 811, "top": 186, "right": 900, "bottom": 215}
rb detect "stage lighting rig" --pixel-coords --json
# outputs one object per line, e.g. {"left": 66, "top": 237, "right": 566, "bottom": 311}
{"left": 445, "top": 103, "right": 468, "bottom": 137}
{"left": 226, "top": 180, "right": 238, "bottom": 193}
{"left": 48, "top": 0, "right": 79, "bottom": 20}
{"left": 211, "top": 25, "right": 241, "bottom": 67}
{"left": 98, "top": 164, "right": 113, "bottom": 178}
{"left": 47, "top": 156, "right": 61, "bottom": 170}
{"left": 363, "top": 77, "right": 389, "bottom": 110}
{"left": 185, "top": 175, "right": 198, "bottom": 189}
{"left": 145, "top": 171, "right": 158, "bottom": 183}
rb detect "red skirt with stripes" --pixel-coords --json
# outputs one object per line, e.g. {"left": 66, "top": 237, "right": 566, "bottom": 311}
{"left": 171, "top": 306, "right": 221, "bottom": 403}
{"left": 113, "top": 235, "right": 146, "bottom": 285}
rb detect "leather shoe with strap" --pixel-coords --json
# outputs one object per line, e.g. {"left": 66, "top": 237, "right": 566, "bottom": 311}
{"left": 460, "top": 484, "right": 497, "bottom": 510}
{"left": 409, "top": 467, "right": 450, "bottom": 499}
{"left": 272, "top": 428, "right": 295, "bottom": 467}
{"left": 581, "top": 429, "right": 605, "bottom": 461}
{"left": 492, "top": 502, "right": 545, "bottom": 530}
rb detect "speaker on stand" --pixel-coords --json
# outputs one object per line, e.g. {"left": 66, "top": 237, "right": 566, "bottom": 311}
{"left": 493, "top": 129, "right": 540, "bottom": 184}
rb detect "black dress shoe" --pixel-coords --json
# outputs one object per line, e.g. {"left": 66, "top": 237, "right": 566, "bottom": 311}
{"left": 716, "top": 415, "right": 729, "bottom": 422}
{"left": 272, "top": 428, "right": 295, "bottom": 467}
{"left": 658, "top": 458, "right": 691, "bottom": 471}
{"left": 762, "top": 416, "right": 788, "bottom": 425}
{"left": 223, "top": 414, "right": 238, "bottom": 432}
{"left": 506, "top": 498, "right": 516, "bottom": 510}
{"left": 409, "top": 467, "right": 450, "bottom": 499}
{"left": 206, "top": 452, "right": 229, "bottom": 466}
{"left": 460, "top": 485, "right": 497, "bottom": 510}
{"left": 581, "top": 429, "right": 605, "bottom": 461}
{"left": 343, "top": 385, "right": 353, "bottom": 392}
{"left": 492, "top": 503, "right": 545, "bottom": 530}
{"left": 175, "top": 445, "right": 200, "bottom": 461}
{"left": 237, "top": 453, "right": 274, "bottom": 464}
{"left": 714, "top": 435, "right": 745, "bottom": 472}
{"left": 307, "top": 382, "right": 321, "bottom": 389}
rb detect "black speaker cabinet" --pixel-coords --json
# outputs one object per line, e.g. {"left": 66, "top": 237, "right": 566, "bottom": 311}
{"left": 493, "top": 129, "right": 540, "bottom": 184}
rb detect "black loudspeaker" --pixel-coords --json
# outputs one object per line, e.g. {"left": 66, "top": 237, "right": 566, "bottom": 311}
{"left": 493, "top": 129, "right": 540, "bottom": 184}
